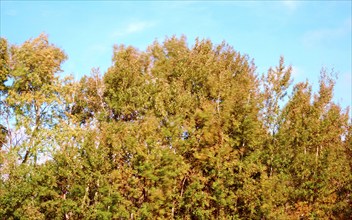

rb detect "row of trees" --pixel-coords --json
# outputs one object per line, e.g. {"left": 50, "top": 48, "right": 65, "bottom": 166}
{"left": 0, "top": 34, "right": 351, "bottom": 219}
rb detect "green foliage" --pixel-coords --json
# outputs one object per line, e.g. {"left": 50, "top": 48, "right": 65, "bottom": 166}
{"left": 0, "top": 34, "right": 350, "bottom": 219}
{"left": 0, "top": 38, "right": 10, "bottom": 92}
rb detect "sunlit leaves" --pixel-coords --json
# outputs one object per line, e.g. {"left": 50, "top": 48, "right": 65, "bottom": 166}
{"left": 0, "top": 34, "right": 350, "bottom": 219}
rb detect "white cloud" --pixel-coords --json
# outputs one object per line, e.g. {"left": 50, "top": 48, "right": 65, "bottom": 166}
{"left": 112, "top": 21, "right": 156, "bottom": 37}
{"left": 291, "top": 65, "right": 301, "bottom": 79}
{"left": 282, "top": 1, "right": 300, "bottom": 12}
{"left": 126, "top": 22, "right": 153, "bottom": 33}
{"left": 89, "top": 44, "right": 110, "bottom": 54}
{"left": 302, "top": 18, "right": 351, "bottom": 47}
{"left": 5, "top": 9, "right": 17, "bottom": 16}
{"left": 341, "top": 72, "right": 352, "bottom": 86}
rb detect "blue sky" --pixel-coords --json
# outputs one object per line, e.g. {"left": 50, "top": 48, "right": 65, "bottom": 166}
{"left": 1, "top": 1, "right": 351, "bottom": 113}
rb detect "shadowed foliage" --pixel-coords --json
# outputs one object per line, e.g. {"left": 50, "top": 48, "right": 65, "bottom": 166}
{"left": 0, "top": 34, "right": 351, "bottom": 219}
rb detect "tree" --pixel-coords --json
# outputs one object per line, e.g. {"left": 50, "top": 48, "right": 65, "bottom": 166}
{"left": 5, "top": 33, "right": 67, "bottom": 164}
{"left": 1, "top": 34, "right": 350, "bottom": 219}
{"left": 1, "top": 34, "right": 67, "bottom": 219}
{"left": 0, "top": 38, "right": 10, "bottom": 149}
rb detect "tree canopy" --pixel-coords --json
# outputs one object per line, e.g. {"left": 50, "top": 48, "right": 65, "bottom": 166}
{"left": 0, "top": 34, "right": 351, "bottom": 219}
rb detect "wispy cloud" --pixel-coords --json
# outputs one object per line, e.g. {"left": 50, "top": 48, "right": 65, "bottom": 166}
{"left": 341, "top": 72, "right": 352, "bottom": 86}
{"left": 291, "top": 65, "right": 302, "bottom": 79}
{"left": 89, "top": 44, "right": 110, "bottom": 54}
{"left": 112, "top": 21, "right": 156, "bottom": 37}
{"left": 5, "top": 9, "right": 17, "bottom": 16}
{"left": 302, "top": 18, "right": 351, "bottom": 47}
{"left": 281, "top": 0, "right": 300, "bottom": 12}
